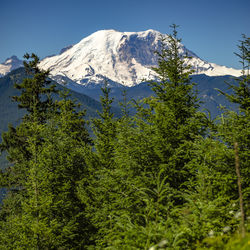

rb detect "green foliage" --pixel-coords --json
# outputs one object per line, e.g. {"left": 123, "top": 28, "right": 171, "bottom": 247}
{"left": 197, "top": 232, "right": 250, "bottom": 250}
{"left": 85, "top": 25, "right": 209, "bottom": 248}
{"left": 13, "top": 53, "right": 57, "bottom": 123}
{"left": 92, "top": 81, "right": 116, "bottom": 167}
{"left": 78, "top": 82, "right": 118, "bottom": 247}
{"left": 86, "top": 28, "right": 249, "bottom": 249}
{"left": 228, "top": 35, "right": 249, "bottom": 111}
{"left": 0, "top": 55, "right": 94, "bottom": 248}
{"left": 0, "top": 116, "right": 93, "bottom": 248}
{"left": 0, "top": 32, "right": 249, "bottom": 249}
{"left": 215, "top": 35, "right": 250, "bottom": 240}
{"left": 134, "top": 24, "right": 207, "bottom": 197}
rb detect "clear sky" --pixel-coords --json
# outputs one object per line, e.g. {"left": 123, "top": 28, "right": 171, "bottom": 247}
{"left": 0, "top": 0, "right": 249, "bottom": 69}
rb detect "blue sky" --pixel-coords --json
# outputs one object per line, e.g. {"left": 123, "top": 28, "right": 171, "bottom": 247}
{"left": 0, "top": 0, "right": 249, "bottom": 69}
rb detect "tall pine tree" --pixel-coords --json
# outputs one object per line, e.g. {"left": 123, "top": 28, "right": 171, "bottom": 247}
{"left": 96, "top": 25, "right": 209, "bottom": 249}
{"left": 78, "top": 81, "right": 119, "bottom": 247}
{"left": 217, "top": 34, "right": 250, "bottom": 237}
{"left": 0, "top": 55, "right": 94, "bottom": 248}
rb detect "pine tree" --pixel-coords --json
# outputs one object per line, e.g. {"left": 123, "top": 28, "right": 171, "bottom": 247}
{"left": 0, "top": 54, "right": 57, "bottom": 224}
{"left": 217, "top": 34, "right": 250, "bottom": 238}
{"left": 98, "top": 25, "right": 209, "bottom": 248}
{"left": 92, "top": 81, "right": 116, "bottom": 168}
{"left": 219, "top": 34, "right": 250, "bottom": 112}
{"left": 13, "top": 53, "right": 57, "bottom": 123}
{"left": 134, "top": 24, "right": 207, "bottom": 197}
{"left": 0, "top": 53, "right": 57, "bottom": 184}
{"left": 0, "top": 100, "right": 94, "bottom": 248}
{"left": 78, "top": 81, "right": 118, "bottom": 247}
{"left": 0, "top": 56, "right": 94, "bottom": 248}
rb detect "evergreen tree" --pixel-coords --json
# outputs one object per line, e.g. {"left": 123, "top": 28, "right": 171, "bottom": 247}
{"left": 92, "top": 81, "right": 116, "bottom": 168}
{"left": 13, "top": 53, "right": 57, "bottom": 123}
{"left": 137, "top": 24, "right": 207, "bottom": 196}
{"left": 0, "top": 54, "right": 57, "bottom": 227}
{"left": 218, "top": 34, "right": 250, "bottom": 112}
{"left": 0, "top": 98, "right": 94, "bottom": 248}
{"left": 187, "top": 34, "right": 250, "bottom": 248}
{"left": 217, "top": 34, "right": 250, "bottom": 237}
{"left": 97, "top": 25, "right": 209, "bottom": 248}
{"left": 0, "top": 53, "right": 57, "bottom": 184}
{"left": 133, "top": 24, "right": 207, "bottom": 198}
{"left": 78, "top": 81, "right": 118, "bottom": 247}
{"left": 0, "top": 55, "right": 94, "bottom": 248}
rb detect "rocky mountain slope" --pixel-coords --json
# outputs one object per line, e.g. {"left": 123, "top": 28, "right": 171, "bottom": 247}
{"left": 38, "top": 29, "right": 242, "bottom": 88}
{"left": 0, "top": 56, "right": 23, "bottom": 77}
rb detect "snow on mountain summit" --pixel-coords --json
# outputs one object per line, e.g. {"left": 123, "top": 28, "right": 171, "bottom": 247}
{"left": 0, "top": 56, "right": 23, "bottom": 77}
{"left": 39, "top": 29, "right": 242, "bottom": 87}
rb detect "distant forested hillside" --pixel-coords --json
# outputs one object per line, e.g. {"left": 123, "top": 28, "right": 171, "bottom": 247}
{"left": 0, "top": 67, "right": 123, "bottom": 135}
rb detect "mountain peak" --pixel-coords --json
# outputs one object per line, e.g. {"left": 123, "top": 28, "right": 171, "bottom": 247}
{"left": 3, "top": 55, "right": 20, "bottom": 64}
{"left": 0, "top": 55, "right": 23, "bottom": 77}
{"left": 39, "top": 29, "right": 242, "bottom": 88}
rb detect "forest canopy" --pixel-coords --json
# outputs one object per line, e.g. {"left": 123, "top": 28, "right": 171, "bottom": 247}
{"left": 0, "top": 27, "right": 249, "bottom": 249}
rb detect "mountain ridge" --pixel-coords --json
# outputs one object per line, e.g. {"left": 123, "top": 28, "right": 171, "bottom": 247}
{"left": 0, "top": 56, "right": 23, "bottom": 77}
{"left": 0, "top": 67, "right": 113, "bottom": 135}
{"left": 38, "top": 29, "right": 242, "bottom": 88}
{"left": 0, "top": 29, "right": 242, "bottom": 86}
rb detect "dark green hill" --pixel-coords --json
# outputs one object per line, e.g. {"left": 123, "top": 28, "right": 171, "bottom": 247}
{"left": 0, "top": 68, "right": 237, "bottom": 138}
{"left": 0, "top": 67, "right": 108, "bottom": 135}
{"left": 0, "top": 68, "right": 26, "bottom": 133}
{"left": 192, "top": 74, "right": 237, "bottom": 116}
{"left": 77, "top": 74, "right": 237, "bottom": 118}
{"left": 0, "top": 68, "right": 120, "bottom": 169}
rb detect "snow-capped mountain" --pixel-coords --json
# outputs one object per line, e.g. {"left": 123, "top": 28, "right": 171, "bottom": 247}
{"left": 0, "top": 56, "right": 23, "bottom": 77}
{"left": 39, "top": 29, "right": 242, "bottom": 88}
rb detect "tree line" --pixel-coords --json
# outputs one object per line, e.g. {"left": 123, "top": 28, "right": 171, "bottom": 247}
{"left": 0, "top": 26, "right": 249, "bottom": 249}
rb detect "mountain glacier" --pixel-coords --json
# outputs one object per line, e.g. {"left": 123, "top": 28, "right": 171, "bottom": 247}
{"left": 0, "top": 56, "right": 23, "bottom": 77}
{"left": 39, "top": 29, "right": 242, "bottom": 88}
{"left": 0, "top": 30, "right": 242, "bottom": 87}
